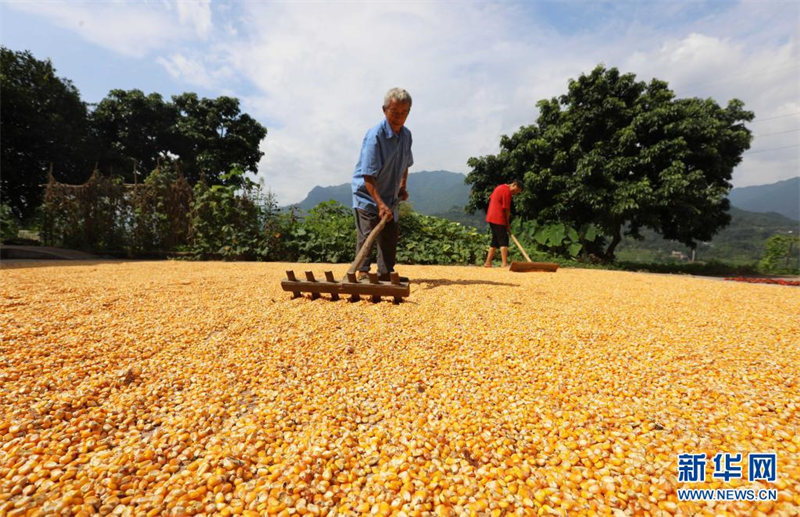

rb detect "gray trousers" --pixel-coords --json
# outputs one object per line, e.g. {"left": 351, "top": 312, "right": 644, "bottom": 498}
{"left": 354, "top": 209, "right": 399, "bottom": 275}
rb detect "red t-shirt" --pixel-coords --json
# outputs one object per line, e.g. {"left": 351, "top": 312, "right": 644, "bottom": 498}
{"left": 485, "top": 184, "right": 511, "bottom": 225}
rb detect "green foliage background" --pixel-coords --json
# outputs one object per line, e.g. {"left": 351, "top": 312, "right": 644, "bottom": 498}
{"left": 32, "top": 172, "right": 800, "bottom": 277}
{"left": 0, "top": 203, "right": 20, "bottom": 242}
{"left": 397, "top": 206, "right": 486, "bottom": 265}
{"left": 288, "top": 201, "right": 355, "bottom": 263}
{"left": 1, "top": 46, "right": 267, "bottom": 223}
{"left": 759, "top": 235, "right": 800, "bottom": 275}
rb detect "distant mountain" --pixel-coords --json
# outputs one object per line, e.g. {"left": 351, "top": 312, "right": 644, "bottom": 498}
{"left": 729, "top": 177, "right": 799, "bottom": 221}
{"left": 293, "top": 170, "right": 474, "bottom": 216}
{"left": 616, "top": 207, "right": 799, "bottom": 265}
{"left": 297, "top": 183, "right": 351, "bottom": 211}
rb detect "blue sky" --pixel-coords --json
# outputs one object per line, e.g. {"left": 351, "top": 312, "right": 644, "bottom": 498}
{"left": 1, "top": 0, "right": 798, "bottom": 205}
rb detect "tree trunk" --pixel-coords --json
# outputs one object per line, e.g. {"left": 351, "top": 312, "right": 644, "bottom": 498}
{"left": 604, "top": 225, "right": 623, "bottom": 261}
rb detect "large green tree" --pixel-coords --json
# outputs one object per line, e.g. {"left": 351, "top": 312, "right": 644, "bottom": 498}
{"left": 171, "top": 93, "right": 267, "bottom": 186}
{"left": 89, "top": 89, "right": 177, "bottom": 181}
{"left": 89, "top": 91, "right": 267, "bottom": 186}
{"left": 1, "top": 47, "right": 91, "bottom": 220}
{"left": 466, "top": 65, "right": 753, "bottom": 260}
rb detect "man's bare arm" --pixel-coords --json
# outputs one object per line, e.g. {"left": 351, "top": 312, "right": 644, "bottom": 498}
{"left": 364, "top": 176, "right": 392, "bottom": 221}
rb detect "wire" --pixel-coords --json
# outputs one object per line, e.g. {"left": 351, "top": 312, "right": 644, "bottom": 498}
{"left": 743, "top": 144, "right": 800, "bottom": 155}
{"left": 749, "top": 112, "right": 800, "bottom": 124}
{"left": 755, "top": 128, "right": 800, "bottom": 138}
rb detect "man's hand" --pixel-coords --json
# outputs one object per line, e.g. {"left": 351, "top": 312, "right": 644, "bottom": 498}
{"left": 378, "top": 202, "right": 393, "bottom": 221}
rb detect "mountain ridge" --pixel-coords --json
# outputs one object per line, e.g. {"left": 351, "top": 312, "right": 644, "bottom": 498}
{"left": 293, "top": 171, "right": 799, "bottom": 222}
{"left": 728, "top": 177, "right": 799, "bottom": 221}
{"left": 292, "top": 170, "right": 473, "bottom": 217}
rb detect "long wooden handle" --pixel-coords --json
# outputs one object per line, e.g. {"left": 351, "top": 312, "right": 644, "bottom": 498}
{"left": 510, "top": 234, "right": 532, "bottom": 263}
{"left": 347, "top": 215, "right": 390, "bottom": 275}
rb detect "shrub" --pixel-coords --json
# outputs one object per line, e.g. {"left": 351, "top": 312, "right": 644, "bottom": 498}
{"left": 0, "top": 202, "right": 19, "bottom": 243}
{"left": 287, "top": 201, "right": 355, "bottom": 263}
{"left": 128, "top": 166, "right": 193, "bottom": 254}
{"left": 187, "top": 168, "right": 263, "bottom": 260}
{"left": 759, "top": 234, "right": 800, "bottom": 275}
{"left": 398, "top": 207, "right": 486, "bottom": 265}
{"left": 40, "top": 170, "right": 127, "bottom": 252}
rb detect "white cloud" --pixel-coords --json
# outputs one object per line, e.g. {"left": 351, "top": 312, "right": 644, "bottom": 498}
{"left": 156, "top": 51, "right": 237, "bottom": 91}
{"left": 206, "top": 1, "right": 589, "bottom": 204}
{"left": 176, "top": 0, "right": 212, "bottom": 38}
{"left": 219, "top": 0, "right": 798, "bottom": 203}
{"left": 156, "top": 54, "right": 212, "bottom": 88}
{"left": 5, "top": 0, "right": 210, "bottom": 58}
{"left": 7, "top": 0, "right": 797, "bottom": 201}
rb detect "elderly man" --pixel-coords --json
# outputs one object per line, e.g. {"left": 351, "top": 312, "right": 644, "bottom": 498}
{"left": 351, "top": 88, "right": 413, "bottom": 281}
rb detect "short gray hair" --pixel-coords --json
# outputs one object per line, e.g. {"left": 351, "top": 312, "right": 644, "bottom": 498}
{"left": 383, "top": 88, "right": 412, "bottom": 109}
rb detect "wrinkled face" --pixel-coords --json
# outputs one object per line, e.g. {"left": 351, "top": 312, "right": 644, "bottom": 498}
{"left": 383, "top": 99, "right": 411, "bottom": 134}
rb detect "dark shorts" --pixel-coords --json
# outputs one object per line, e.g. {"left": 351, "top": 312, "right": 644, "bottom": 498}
{"left": 489, "top": 223, "right": 509, "bottom": 248}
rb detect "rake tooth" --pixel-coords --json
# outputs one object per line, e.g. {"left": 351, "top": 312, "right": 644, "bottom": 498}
{"left": 285, "top": 270, "right": 301, "bottom": 298}
{"left": 325, "top": 271, "right": 340, "bottom": 300}
{"left": 305, "top": 271, "right": 320, "bottom": 300}
{"left": 390, "top": 272, "right": 400, "bottom": 285}
{"left": 368, "top": 273, "right": 381, "bottom": 302}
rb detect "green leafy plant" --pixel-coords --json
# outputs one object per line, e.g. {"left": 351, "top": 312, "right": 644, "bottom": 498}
{"left": 187, "top": 168, "right": 263, "bottom": 260}
{"left": 287, "top": 201, "right": 355, "bottom": 263}
{"left": 128, "top": 165, "right": 193, "bottom": 254}
{"left": 466, "top": 65, "right": 753, "bottom": 261}
{"left": 398, "top": 207, "right": 486, "bottom": 265}
{"left": 282, "top": 201, "right": 486, "bottom": 266}
{"left": 0, "top": 202, "right": 20, "bottom": 243}
{"left": 511, "top": 219, "right": 600, "bottom": 260}
{"left": 759, "top": 234, "right": 799, "bottom": 275}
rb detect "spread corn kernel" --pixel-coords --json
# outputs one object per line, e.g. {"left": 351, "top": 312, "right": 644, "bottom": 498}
{"left": 1, "top": 262, "right": 798, "bottom": 515}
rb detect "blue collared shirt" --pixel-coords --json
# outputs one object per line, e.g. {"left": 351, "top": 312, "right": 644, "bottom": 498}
{"left": 352, "top": 118, "right": 413, "bottom": 217}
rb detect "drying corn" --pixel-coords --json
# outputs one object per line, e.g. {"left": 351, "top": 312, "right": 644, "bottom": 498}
{"left": 1, "top": 261, "right": 798, "bottom": 516}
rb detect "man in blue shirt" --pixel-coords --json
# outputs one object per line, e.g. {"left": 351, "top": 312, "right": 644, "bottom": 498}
{"left": 352, "top": 88, "right": 413, "bottom": 281}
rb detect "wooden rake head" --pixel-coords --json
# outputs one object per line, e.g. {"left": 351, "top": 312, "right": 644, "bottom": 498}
{"left": 281, "top": 269, "right": 410, "bottom": 303}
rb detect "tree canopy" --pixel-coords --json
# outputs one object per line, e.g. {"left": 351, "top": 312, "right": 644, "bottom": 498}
{"left": 1, "top": 47, "right": 92, "bottom": 220}
{"left": 1, "top": 47, "right": 268, "bottom": 222}
{"left": 90, "top": 89, "right": 177, "bottom": 181}
{"left": 466, "top": 65, "right": 753, "bottom": 260}
{"left": 171, "top": 93, "right": 267, "bottom": 186}
{"left": 90, "top": 91, "right": 268, "bottom": 186}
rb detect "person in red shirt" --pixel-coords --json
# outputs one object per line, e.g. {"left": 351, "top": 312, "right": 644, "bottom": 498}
{"left": 484, "top": 180, "right": 522, "bottom": 267}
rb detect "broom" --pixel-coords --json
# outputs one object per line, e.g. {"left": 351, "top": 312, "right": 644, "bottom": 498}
{"left": 509, "top": 234, "right": 558, "bottom": 272}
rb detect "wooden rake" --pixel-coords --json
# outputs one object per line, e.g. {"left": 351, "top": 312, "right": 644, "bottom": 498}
{"left": 281, "top": 215, "right": 411, "bottom": 302}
